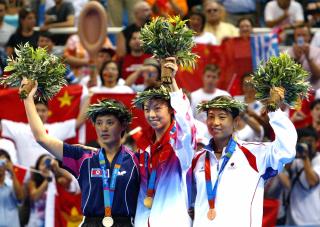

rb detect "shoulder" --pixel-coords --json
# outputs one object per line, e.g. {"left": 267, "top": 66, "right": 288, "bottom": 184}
{"left": 122, "top": 146, "right": 140, "bottom": 168}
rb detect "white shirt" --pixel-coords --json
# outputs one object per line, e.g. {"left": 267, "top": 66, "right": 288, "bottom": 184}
{"left": 192, "top": 110, "right": 297, "bottom": 227}
{"left": 311, "top": 31, "right": 320, "bottom": 49}
{"left": 191, "top": 88, "right": 231, "bottom": 123}
{"left": 264, "top": 0, "right": 304, "bottom": 27}
{"left": 90, "top": 85, "right": 134, "bottom": 94}
{"left": 194, "top": 32, "right": 217, "bottom": 45}
{"left": 1, "top": 119, "right": 76, "bottom": 167}
{"left": 288, "top": 153, "right": 320, "bottom": 225}
{"left": 0, "top": 138, "right": 18, "bottom": 164}
{"left": 0, "top": 22, "right": 15, "bottom": 51}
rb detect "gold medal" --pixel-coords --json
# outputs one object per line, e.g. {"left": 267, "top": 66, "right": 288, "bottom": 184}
{"left": 102, "top": 216, "right": 114, "bottom": 227}
{"left": 207, "top": 208, "right": 216, "bottom": 220}
{"left": 144, "top": 196, "right": 153, "bottom": 208}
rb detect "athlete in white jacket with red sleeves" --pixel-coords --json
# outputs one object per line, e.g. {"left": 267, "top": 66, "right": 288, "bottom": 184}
{"left": 191, "top": 95, "right": 297, "bottom": 227}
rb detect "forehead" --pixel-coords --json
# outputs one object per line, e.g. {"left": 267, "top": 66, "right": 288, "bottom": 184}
{"left": 95, "top": 114, "right": 118, "bottom": 121}
{"left": 35, "top": 103, "right": 48, "bottom": 110}
{"left": 144, "top": 98, "right": 169, "bottom": 108}
{"left": 207, "top": 108, "right": 231, "bottom": 116}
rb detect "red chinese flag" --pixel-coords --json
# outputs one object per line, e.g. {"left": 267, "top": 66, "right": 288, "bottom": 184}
{"left": 86, "top": 93, "right": 148, "bottom": 144}
{"left": 13, "top": 164, "right": 28, "bottom": 184}
{"left": 175, "top": 44, "right": 222, "bottom": 92}
{"left": 219, "top": 37, "right": 253, "bottom": 96}
{"left": 0, "top": 89, "right": 27, "bottom": 122}
{"left": 55, "top": 184, "right": 83, "bottom": 227}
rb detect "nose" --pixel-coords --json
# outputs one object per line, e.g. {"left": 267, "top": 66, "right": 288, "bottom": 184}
{"left": 148, "top": 109, "right": 157, "bottom": 118}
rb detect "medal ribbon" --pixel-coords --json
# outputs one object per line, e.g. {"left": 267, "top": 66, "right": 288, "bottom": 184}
{"left": 99, "top": 148, "right": 124, "bottom": 217}
{"left": 205, "top": 137, "right": 237, "bottom": 209}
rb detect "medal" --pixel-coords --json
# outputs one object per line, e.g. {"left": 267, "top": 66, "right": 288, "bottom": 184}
{"left": 102, "top": 216, "right": 114, "bottom": 227}
{"left": 207, "top": 208, "right": 216, "bottom": 220}
{"left": 144, "top": 196, "right": 153, "bottom": 208}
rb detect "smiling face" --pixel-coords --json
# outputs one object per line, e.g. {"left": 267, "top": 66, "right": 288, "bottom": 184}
{"left": 101, "top": 62, "right": 119, "bottom": 86}
{"left": 206, "top": 108, "right": 237, "bottom": 141}
{"left": 143, "top": 98, "right": 172, "bottom": 134}
{"left": 239, "top": 19, "right": 253, "bottom": 38}
{"left": 94, "top": 114, "right": 124, "bottom": 146}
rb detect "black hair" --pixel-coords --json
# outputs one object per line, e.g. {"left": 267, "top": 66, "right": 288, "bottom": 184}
{"left": 39, "top": 31, "right": 54, "bottom": 41}
{"left": 99, "top": 60, "right": 120, "bottom": 85}
{"left": 187, "top": 10, "right": 206, "bottom": 32}
{"left": 297, "top": 127, "right": 318, "bottom": 140}
{"left": 17, "top": 7, "right": 35, "bottom": 35}
{"left": 32, "top": 154, "right": 50, "bottom": 187}
{"left": 34, "top": 98, "right": 48, "bottom": 107}
{"left": 0, "top": 149, "right": 11, "bottom": 161}
{"left": 237, "top": 17, "right": 254, "bottom": 28}
{"left": 310, "top": 99, "right": 320, "bottom": 110}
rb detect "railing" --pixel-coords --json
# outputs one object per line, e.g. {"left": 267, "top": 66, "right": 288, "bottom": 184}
{"left": 34, "top": 26, "right": 320, "bottom": 35}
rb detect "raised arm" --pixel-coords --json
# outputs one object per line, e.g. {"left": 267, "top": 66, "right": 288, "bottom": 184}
{"left": 22, "top": 80, "right": 63, "bottom": 160}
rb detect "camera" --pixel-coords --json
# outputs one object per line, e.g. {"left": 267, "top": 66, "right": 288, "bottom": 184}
{"left": 44, "top": 158, "right": 52, "bottom": 169}
{"left": 297, "top": 36, "right": 304, "bottom": 46}
{"left": 296, "top": 142, "right": 310, "bottom": 157}
{"left": 0, "top": 159, "right": 6, "bottom": 167}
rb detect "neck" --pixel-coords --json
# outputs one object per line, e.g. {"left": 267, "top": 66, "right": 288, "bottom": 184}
{"left": 154, "top": 122, "right": 171, "bottom": 143}
{"left": 22, "top": 27, "right": 33, "bottom": 34}
{"left": 104, "top": 80, "right": 117, "bottom": 88}
{"left": 203, "top": 87, "right": 215, "bottom": 94}
{"left": 214, "top": 135, "right": 232, "bottom": 154}
{"left": 312, "top": 121, "right": 320, "bottom": 130}
{"left": 244, "top": 94, "right": 255, "bottom": 103}
{"left": 131, "top": 50, "right": 143, "bottom": 57}
{"left": 209, "top": 20, "right": 220, "bottom": 27}
{"left": 102, "top": 141, "right": 121, "bottom": 163}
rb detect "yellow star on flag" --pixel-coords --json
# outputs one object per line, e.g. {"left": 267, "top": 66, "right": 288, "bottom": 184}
{"left": 58, "top": 91, "right": 74, "bottom": 108}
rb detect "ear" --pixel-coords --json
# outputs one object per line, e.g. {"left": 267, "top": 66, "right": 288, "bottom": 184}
{"left": 233, "top": 116, "right": 241, "bottom": 131}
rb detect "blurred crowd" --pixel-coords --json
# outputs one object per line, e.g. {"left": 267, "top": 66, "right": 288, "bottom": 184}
{"left": 0, "top": 0, "right": 320, "bottom": 226}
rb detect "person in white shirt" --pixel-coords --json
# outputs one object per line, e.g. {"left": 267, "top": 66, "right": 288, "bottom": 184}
{"left": 286, "top": 127, "right": 320, "bottom": 226}
{"left": 264, "top": 0, "right": 304, "bottom": 29}
{"left": 0, "top": 95, "right": 90, "bottom": 167}
{"left": 191, "top": 64, "right": 230, "bottom": 123}
{"left": 187, "top": 10, "right": 217, "bottom": 45}
{"left": 191, "top": 94, "right": 297, "bottom": 227}
{"left": 90, "top": 60, "right": 134, "bottom": 94}
{"left": 0, "top": 0, "right": 15, "bottom": 51}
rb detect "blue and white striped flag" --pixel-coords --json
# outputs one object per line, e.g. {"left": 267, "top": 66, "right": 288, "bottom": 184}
{"left": 250, "top": 33, "right": 280, "bottom": 71}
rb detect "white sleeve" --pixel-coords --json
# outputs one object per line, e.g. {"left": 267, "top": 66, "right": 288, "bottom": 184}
{"left": 264, "top": 2, "right": 274, "bottom": 21}
{"left": 249, "top": 109, "right": 297, "bottom": 174}
{"left": 293, "top": 3, "right": 304, "bottom": 22}
{"left": 1, "top": 120, "right": 28, "bottom": 140}
{"left": 170, "top": 89, "right": 196, "bottom": 170}
{"left": 47, "top": 119, "right": 77, "bottom": 140}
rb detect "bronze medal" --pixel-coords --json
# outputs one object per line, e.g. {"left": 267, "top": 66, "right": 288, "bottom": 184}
{"left": 207, "top": 208, "right": 216, "bottom": 220}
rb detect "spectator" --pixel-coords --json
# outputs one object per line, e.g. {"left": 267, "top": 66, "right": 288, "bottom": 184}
{"left": 80, "top": 47, "right": 116, "bottom": 88}
{"left": 0, "top": 148, "right": 24, "bottom": 227}
{"left": 108, "top": 0, "right": 142, "bottom": 27}
{"left": 220, "top": 0, "right": 257, "bottom": 26}
{"left": 0, "top": 96, "right": 90, "bottom": 168}
{"left": 238, "top": 17, "right": 254, "bottom": 39}
{"left": 90, "top": 60, "right": 134, "bottom": 93}
{"left": 187, "top": 10, "right": 217, "bottom": 45}
{"left": 286, "top": 24, "right": 320, "bottom": 90}
{"left": 3, "top": 0, "right": 23, "bottom": 28}
{"left": 264, "top": 0, "right": 304, "bottom": 29}
{"left": 191, "top": 64, "right": 231, "bottom": 123}
{"left": 234, "top": 74, "right": 264, "bottom": 142}
{"left": 6, "top": 7, "right": 39, "bottom": 57}
{"left": 305, "top": 0, "right": 320, "bottom": 27}
{"left": 27, "top": 155, "right": 77, "bottom": 227}
{"left": 0, "top": 137, "right": 17, "bottom": 164}
{"left": 307, "top": 99, "right": 320, "bottom": 150}
{"left": 116, "top": 1, "right": 151, "bottom": 58}
{"left": 41, "top": 0, "right": 75, "bottom": 45}
{"left": 286, "top": 127, "right": 320, "bottom": 226}
{"left": 120, "top": 29, "right": 151, "bottom": 83}
{"left": 146, "top": 0, "right": 188, "bottom": 18}
{"left": 125, "top": 57, "right": 161, "bottom": 92}
{"left": 63, "top": 33, "right": 114, "bottom": 78}
{"left": 0, "top": 0, "right": 15, "bottom": 52}
{"left": 203, "top": 1, "right": 239, "bottom": 44}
